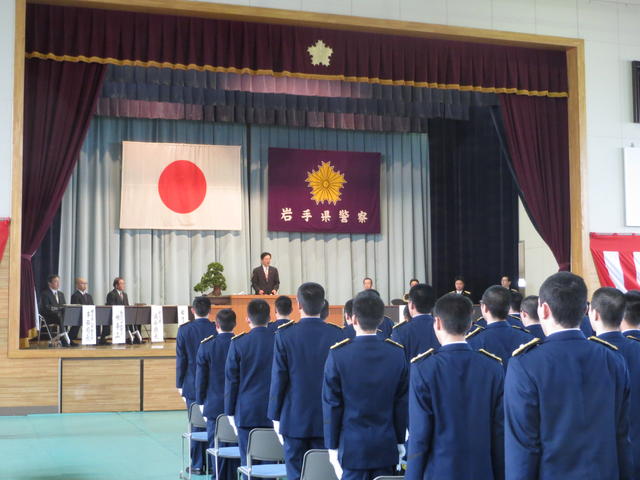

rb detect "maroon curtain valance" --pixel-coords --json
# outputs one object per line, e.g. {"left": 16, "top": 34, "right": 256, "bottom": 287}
{"left": 27, "top": 4, "right": 568, "bottom": 98}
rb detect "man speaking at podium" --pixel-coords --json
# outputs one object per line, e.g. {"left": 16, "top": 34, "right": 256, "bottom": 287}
{"left": 251, "top": 252, "right": 280, "bottom": 295}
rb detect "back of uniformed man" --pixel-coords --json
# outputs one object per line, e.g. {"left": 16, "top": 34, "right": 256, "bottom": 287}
{"left": 268, "top": 282, "right": 345, "bottom": 480}
{"left": 466, "top": 286, "right": 533, "bottom": 370}
{"left": 344, "top": 295, "right": 392, "bottom": 340}
{"left": 622, "top": 290, "right": 640, "bottom": 340}
{"left": 268, "top": 295, "right": 293, "bottom": 333}
{"left": 520, "top": 295, "right": 544, "bottom": 339}
{"left": 323, "top": 290, "right": 408, "bottom": 480}
{"left": 406, "top": 293, "right": 504, "bottom": 480}
{"left": 504, "top": 272, "right": 633, "bottom": 479}
{"left": 225, "top": 299, "right": 275, "bottom": 472}
{"left": 589, "top": 287, "right": 640, "bottom": 479}
{"left": 176, "top": 296, "right": 218, "bottom": 475}
{"left": 391, "top": 284, "right": 440, "bottom": 362}
{"left": 195, "top": 308, "right": 237, "bottom": 480}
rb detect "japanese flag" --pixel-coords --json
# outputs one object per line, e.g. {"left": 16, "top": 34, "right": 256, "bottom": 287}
{"left": 119, "top": 141, "right": 242, "bottom": 230}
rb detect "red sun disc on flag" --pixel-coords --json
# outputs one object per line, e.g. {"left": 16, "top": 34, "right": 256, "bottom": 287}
{"left": 158, "top": 160, "right": 207, "bottom": 214}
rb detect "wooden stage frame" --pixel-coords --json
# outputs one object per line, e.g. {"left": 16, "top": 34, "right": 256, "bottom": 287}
{"left": 5, "top": 1, "right": 590, "bottom": 366}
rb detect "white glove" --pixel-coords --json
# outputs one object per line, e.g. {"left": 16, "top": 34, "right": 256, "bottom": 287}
{"left": 228, "top": 416, "right": 238, "bottom": 436}
{"left": 397, "top": 443, "right": 406, "bottom": 464}
{"left": 328, "top": 449, "right": 342, "bottom": 479}
{"left": 178, "top": 388, "right": 183, "bottom": 395}
{"left": 198, "top": 404, "right": 207, "bottom": 421}
{"left": 272, "top": 420, "right": 284, "bottom": 445}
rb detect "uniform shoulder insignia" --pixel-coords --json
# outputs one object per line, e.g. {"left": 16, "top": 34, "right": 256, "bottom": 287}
{"left": 330, "top": 338, "right": 350, "bottom": 350}
{"left": 626, "top": 334, "right": 640, "bottom": 342}
{"left": 200, "top": 335, "right": 215, "bottom": 344}
{"left": 277, "top": 320, "right": 295, "bottom": 330}
{"left": 327, "top": 322, "right": 343, "bottom": 329}
{"left": 448, "top": 290, "right": 455, "bottom": 294}
{"left": 512, "top": 338, "right": 541, "bottom": 356}
{"left": 231, "top": 332, "right": 247, "bottom": 340}
{"left": 478, "top": 349, "right": 502, "bottom": 363}
{"left": 392, "top": 320, "right": 409, "bottom": 330}
{"left": 588, "top": 336, "right": 619, "bottom": 350}
{"left": 385, "top": 338, "right": 404, "bottom": 349}
{"left": 411, "top": 348, "right": 435, "bottom": 363}
{"left": 464, "top": 291, "right": 471, "bottom": 295}
{"left": 465, "top": 326, "right": 484, "bottom": 339}
{"left": 511, "top": 324, "right": 526, "bottom": 332}
{"left": 472, "top": 316, "right": 484, "bottom": 324}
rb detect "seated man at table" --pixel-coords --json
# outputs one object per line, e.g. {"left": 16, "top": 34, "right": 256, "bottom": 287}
{"left": 40, "top": 274, "right": 77, "bottom": 347}
{"left": 106, "top": 277, "right": 142, "bottom": 344}
{"left": 70, "top": 277, "right": 94, "bottom": 343}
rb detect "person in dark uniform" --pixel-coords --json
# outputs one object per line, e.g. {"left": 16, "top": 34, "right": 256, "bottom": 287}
{"left": 500, "top": 275, "right": 519, "bottom": 293}
{"left": 391, "top": 284, "right": 440, "bottom": 362}
{"left": 507, "top": 291, "right": 525, "bottom": 329}
{"left": 465, "top": 286, "right": 533, "bottom": 370}
{"left": 251, "top": 252, "right": 280, "bottom": 295}
{"left": 106, "top": 277, "right": 142, "bottom": 344}
{"left": 268, "top": 296, "right": 293, "bottom": 332}
{"left": 449, "top": 276, "right": 472, "bottom": 301}
{"left": 40, "top": 274, "right": 76, "bottom": 347}
{"left": 323, "top": 290, "right": 408, "bottom": 480}
{"left": 504, "top": 272, "right": 633, "bottom": 479}
{"left": 588, "top": 287, "right": 640, "bottom": 478}
{"left": 268, "top": 282, "right": 345, "bottom": 480}
{"left": 622, "top": 290, "right": 640, "bottom": 340}
{"left": 406, "top": 293, "right": 504, "bottom": 480}
{"left": 176, "top": 296, "right": 218, "bottom": 476}
{"left": 225, "top": 300, "right": 275, "bottom": 473}
{"left": 520, "top": 295, "right": 544, "bottom": 339}
{"left": 195, "top": 308, "right": 237, "bottom": 480}
{"left": 69, "top": 277, "right": 93, "bottom": 344}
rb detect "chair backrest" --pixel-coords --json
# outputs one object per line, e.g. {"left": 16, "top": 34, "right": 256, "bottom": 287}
{"left": 188, "top": 402, "right": 207, "bottom": 429}
{"left": 246, "top": 428, "right": 285, "bottom": 465}
{"left": 300, "top": 449, "right": 338, "bottom": 480}
{"left": 372, "top": 476, "right": 404, "bottom": 480}
{"left": 215, "top": 414, "right": 238, "bottom": 444}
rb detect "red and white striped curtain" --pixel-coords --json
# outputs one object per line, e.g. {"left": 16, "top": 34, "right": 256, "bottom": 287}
{"left": 590, "top": 233, "right": 640, "bottom": 292}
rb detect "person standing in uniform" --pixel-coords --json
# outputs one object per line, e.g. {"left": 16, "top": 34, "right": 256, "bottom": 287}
{"left": 589, "top": 287, "right": 640, "bottom": 479}
{"left": 520, "top": 295, "right": 544, "bottom": 339}
{"left": 70, "top": 277, "right": 94, "bottom": 344}
{"left": 323, "top": 290, "right": 408, "bottom": 480}
{"left": 176, "top": 296, "right": 218, "bottom": 476}
{"left": 195, "top": 308, "right": 237, "bottom": 480}
{"left": 268, "top": 282, "right": 345, "bottom": 480}
{"left": 406, "top": 293, "right": 504, "bottom": 480}
{"left": 465, "top": 286, "right": 533, "bottom": 370}
{"left": 391, "top": 284, "right": 440, "bottom": 362}
{"left": 225, "top": 300, "right": 275, "bottom": 472}
{"left": 251, "top": 252, "right": 280, "bottom": 295}
{"left": 504, "top": 272, "right": 633, "bottom": 479}
{"left": 268, "top": 296, "right": 293, "bottom": 332}
{"left": 622, "top": 290, "right": 640, "bottom": 340}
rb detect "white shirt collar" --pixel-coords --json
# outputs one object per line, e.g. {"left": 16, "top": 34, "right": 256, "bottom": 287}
{"left": 546, "top": 327, "right": 581, "bottom": 337}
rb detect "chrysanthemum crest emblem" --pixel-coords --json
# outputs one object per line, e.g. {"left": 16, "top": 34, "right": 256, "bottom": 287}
{"left": 306, "top": 161, "right": 347, "bottom": 205}
{"left": 307, "top": 40, "right": 333, "bottom": 67}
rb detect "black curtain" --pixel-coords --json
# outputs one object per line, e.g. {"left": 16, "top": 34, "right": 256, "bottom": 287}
{"left": 429, "top": 106, "right": 519, "bottom": 302}
{"left": 32, "top": 207, "right": 62, "bottom": 297}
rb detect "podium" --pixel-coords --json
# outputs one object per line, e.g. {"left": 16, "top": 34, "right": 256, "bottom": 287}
{"left": 207, "top": 295, "right": 344, "bottom": 334}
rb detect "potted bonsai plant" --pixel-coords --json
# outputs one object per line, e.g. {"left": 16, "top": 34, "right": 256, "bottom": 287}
{"left": 194, "top": 262, "right": 227, "bottom": 297}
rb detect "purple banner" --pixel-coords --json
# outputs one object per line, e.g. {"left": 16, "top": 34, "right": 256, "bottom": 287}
{"left": 268, "top": 147, "right": 381, "bottom": 234}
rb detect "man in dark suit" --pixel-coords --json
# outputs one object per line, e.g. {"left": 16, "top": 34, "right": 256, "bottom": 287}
{"left": 69, "top": 277, "right": 93, "bottom": 344}
{"left": 40, "top": 274, "right": 77, "bottom": 347}
{"left": 504, "top": 272, "right": 633, "bottom": 479}
{"left": 106, "top": 277, "right": 141, "bottom": 344}
{"left": 323, "top": 290, "right": 408, "bottom": 480}
{"left": 176, "top": 296, "right": 218, "bottom": 476}
{"left": 268, "top": 282, "right": 345, "bottom": 480}
{"left": 225, "top": 300, "right": 275, "bottom": 473}
{"left": 251, "top": 252, "right": 280, "bottom": 295}
{"left": 406, "top": 294, "right": 504, "bottom": 480}
{"left": 391, "top": 284, "right": 440, "bottom": 362}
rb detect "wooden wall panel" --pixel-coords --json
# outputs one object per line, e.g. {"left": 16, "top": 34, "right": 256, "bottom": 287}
{"left": 143, "top": 358, "right": 185, "bottom": 411}
{"left": 61, "top": 359, "right": 140, "bottom": 413}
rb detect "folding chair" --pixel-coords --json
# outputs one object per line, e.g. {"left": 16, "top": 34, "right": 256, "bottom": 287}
{"left": 237, "top": 428, "right": 287, "bottom": 479}
{"left": 206, "top": 414, "right": 241, "bottom": 479}
{"left": 180, "top": 402, "right": 209, "bottom": 479}
{"left": 300, "top": 449, "right": 338, "bottom": 480}
{"left": 37, "top": 313, "right": 69, "bottom": 348}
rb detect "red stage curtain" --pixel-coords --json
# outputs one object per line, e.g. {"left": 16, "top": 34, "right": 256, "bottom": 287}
{"left": 26, "top": 4, "right": 567, "bottom": 98}
{"left": 499, "top": 95, "right": 570, "bottom": 270}
{"left": 20, "top": 59, "right": 106, "bottom": 343}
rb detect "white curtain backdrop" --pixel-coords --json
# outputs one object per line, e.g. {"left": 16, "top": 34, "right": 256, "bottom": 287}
{"left": 59, "top": 117, "right": 429, "bottom": 308}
